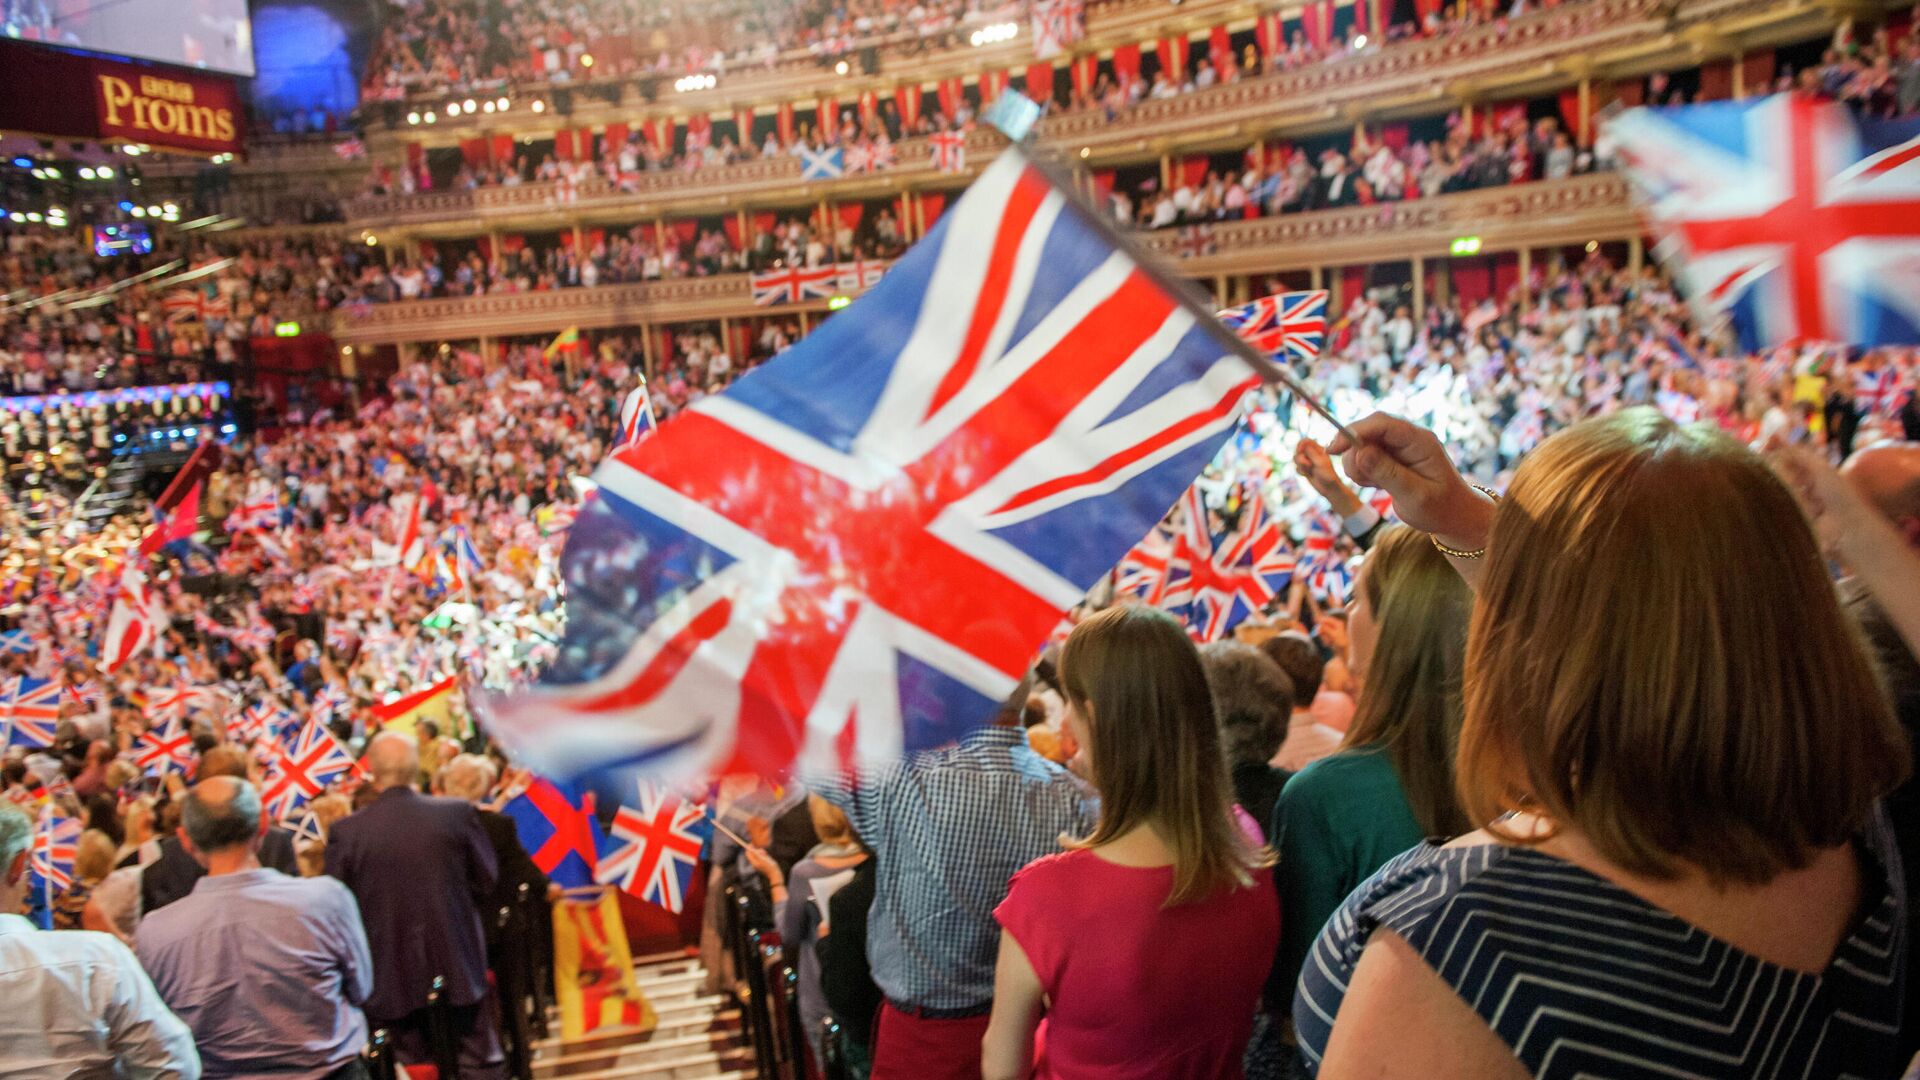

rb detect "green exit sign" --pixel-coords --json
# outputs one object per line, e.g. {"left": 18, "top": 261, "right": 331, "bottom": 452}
{"left": 273, "top": 321, "right": 301, "bottom": 337}
{"left": 1449, "top": 236, "right": 1483, "bottom": 256}
{"left": 827, "top": 295, "right": 852, "bottom": 310}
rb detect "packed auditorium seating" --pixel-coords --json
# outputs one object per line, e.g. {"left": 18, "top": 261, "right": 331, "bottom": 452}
{"left": 6, "top": 0, "right": 1920, "bottom": 1077}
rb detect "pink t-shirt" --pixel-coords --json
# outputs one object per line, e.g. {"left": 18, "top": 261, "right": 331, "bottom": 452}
{"left": 993, "top": 815, "right": 1279, "bottom": 1079}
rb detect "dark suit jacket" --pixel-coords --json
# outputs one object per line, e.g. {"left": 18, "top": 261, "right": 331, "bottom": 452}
{"left": 142, "top": 828, "right": 298, "bottom": 915}
{"left": 816, "top": 857, "right": 881, "bottom": 1049}
{"left": 326, "top": 787, "right": 499, "bottom": 1020}
{"left": 476, "top": 807, "right": 547, "bottom": 949}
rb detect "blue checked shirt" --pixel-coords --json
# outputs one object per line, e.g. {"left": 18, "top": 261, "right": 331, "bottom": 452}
{"left": 809, "top": 726, "right": 1095, "bottom": 1009}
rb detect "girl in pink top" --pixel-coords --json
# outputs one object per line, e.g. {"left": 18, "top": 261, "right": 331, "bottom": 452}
{"left": 984, "top": 606, "right": 1280, "bottom": 1080}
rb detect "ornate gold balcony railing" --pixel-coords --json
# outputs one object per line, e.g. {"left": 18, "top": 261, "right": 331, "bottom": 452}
{"left": 338, "top": 0, "right": 1835, "bottom": 237}
{"left": 328, "top": 172, "right": 1641, "bottom": 346}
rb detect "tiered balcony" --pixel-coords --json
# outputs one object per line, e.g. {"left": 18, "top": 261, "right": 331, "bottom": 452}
{"left": 338, "top": 0, "right": 1839, "bottom": 237}
{"left": 327, "top": 172, "right": 1639, "bottom": 345}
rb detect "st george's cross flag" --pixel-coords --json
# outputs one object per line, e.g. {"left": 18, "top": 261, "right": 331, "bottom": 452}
{"left": 1217, "top": 290, "right": 1330, "bottom": 365}
{"left": 476, "top": 147, "right": 1269, "bottom": 783}
{"left": 595, "top": 782, "right": 711, "bottom": 913}
{"left": 1610, "top": 94, "right": 1920, "bottom": 350}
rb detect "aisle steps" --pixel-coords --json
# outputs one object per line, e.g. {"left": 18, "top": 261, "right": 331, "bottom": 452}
{"left": 529, "top": 951, "right": 758, "bottom": 1080}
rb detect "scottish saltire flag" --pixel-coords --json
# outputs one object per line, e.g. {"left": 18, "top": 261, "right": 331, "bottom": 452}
{"left": 596, "top": 782, "right": 711, "bottom": 913}
{"left": 1611, "top": 94, "right": 1920, "bottom": 350}
{"left": 503, "top": 778, "right": 604, "bottom": 888}
{"left": 3, "top": 676, "right": 60, "bottom": 749}
{"left": 478, "top": 147, "right": 1266, "bottom": 783}
{"left": 1218, "top": 291, "right": 1330, "bottom": 365}
{"left": 260, "top": 718, "right": 359, "bottom": 821}
{"left": 1168, "top": 483, "right": 1296, "bottom": 642}
{"left": 799, "top": 145, "right": 845, "bottom": 180}
{"left": 0, "top": 628, "right": 36, "bottom": 656}
{"left": 616, "top": 384, "right": 657, "bottom": 451}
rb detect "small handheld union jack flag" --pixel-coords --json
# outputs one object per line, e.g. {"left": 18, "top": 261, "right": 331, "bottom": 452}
{"left": 595, "top": 782, "right": 712, "bottom": 913}
{"left": 31, "top": 805, "right": 79, "bottom": 899}
{"left": 261, "top": 717, "right": 360, "bottom": 821}
{"left": 1163, "top": 483, "right": 1296, "bottom": 642}
{"left": 1856, "top": 366, "right": 1912, "bottom": 416}
{"left": 135, "top": 716, "right": 197, "bottom": 777}
{"left": 1217, "top": 291, "right": 1330, "bottom": 366}
{"left": 3, "top": 676, "right": 61, "bottom": 749}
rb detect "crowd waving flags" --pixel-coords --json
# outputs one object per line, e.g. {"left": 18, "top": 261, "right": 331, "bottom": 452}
{"left": 475, "top": 146, "right": 1278, "bottom": 785}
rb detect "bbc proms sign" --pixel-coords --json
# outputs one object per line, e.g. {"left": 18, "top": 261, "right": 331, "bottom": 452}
{"left": 95, "top": 68, "right": 240, "bottom": 151}
{"left": 0, "top": 41, "right": 244, "bottom": 158}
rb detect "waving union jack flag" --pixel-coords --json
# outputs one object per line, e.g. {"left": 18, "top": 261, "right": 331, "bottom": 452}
{"left": 751, "top": 264, "right": 839, "bottom": 307}
{"left": 3, "top": 676, "right": 61, "bottom": 749}
{"left": 596, "top": 782, "right": 712, "bottom": 913}
{"left": 615, "top": 382, "right": 657, "bottom": 452}
{"left": 1611, "top": 94, "right": 1920, "bottom": 350}
{"left": 230, "top": 701, "right": 293, "bottom": 745}
{"left": 261, "top": 718, "right": 361, "bottom": 821}
{"left": 31, "top": 806, "right": 79, "bottom": 893}
{"left": 1856, "top": 366, "right": 1912, "bottom": 416}
{"left": 1218, "top": 290, "right": 1330, "bottom": 366}
{"left": 136, "top": 716, "right": 198, "bottom": 776}
{"left": 479, "top": 148, "right": 1266, "bottom": 782}
{"left": 1161, "top": 484, "right": 1296, "bottom": 641}
{"left": 1111, "top": 522, "right": 1181, "bottom": 605}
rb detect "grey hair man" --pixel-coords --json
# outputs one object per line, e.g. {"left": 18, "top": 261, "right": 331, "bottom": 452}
{"left": 0, "top": 802, "right": 199, "bottom": 1077}
{"left": 137, "top": 777, "right": 373, "bottom": 1080}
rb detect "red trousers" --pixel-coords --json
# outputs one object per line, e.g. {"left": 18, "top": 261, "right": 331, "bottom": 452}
{"left": 871, "top": 1001, "right": 992, "bottom": 1080}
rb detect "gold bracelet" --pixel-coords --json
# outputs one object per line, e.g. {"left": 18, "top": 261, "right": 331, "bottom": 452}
{"left": 1429, "top": 484, "right": 1501, "bottom": 560}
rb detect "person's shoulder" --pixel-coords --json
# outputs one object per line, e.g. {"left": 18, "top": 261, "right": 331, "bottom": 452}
{"left": 1005, "top": 848, "right": 1093, "bottom": 896}
{"left": 1282, "top": 748, "right": 1379, "bottom": 798}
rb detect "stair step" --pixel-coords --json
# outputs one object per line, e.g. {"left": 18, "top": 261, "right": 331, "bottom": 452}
{"left": 532, "top": 1037, "right": 754, "bottom": 1078}
{"left": 531, "top": 1005, "right": 742, "bottom": 1056}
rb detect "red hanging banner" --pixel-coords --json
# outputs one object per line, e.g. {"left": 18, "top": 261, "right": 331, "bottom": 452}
{"left": 1209, "top": 26, "right": 1234, "bottom": 77}
{"left": 1157, "top": 36, "right": 1188, "bottom": 83}
{"left": 936, "top": 77, "right": 964, "bottom": 120}
{"left": 776, "top": 102, "right": 796, "bottom": 145}
{"left": 816, "top": 94, "right": 839, "bottom": 137}
{"left": 1255, "top": 12, "right": 1285, "bottom": 58}
{"left": 979, "top": 69, "right": 1009, "bottom": 102}
{"left": 733, "top": 106, "right": 755, "bottom": 144}
{"left": 1069, "top": 54, "right": 1097, "bottom": 97}
{"left": 1025, "top": 62, "right": 1054, "bottom": 104}
{"left": 858, "top": 89, "right": 879, "bottom": 130}
{"left": 895, "top": 84, "right": 923, "bottom": 128}
{"left": 1112, "top": 43, "right": 1142, "bottom": 86}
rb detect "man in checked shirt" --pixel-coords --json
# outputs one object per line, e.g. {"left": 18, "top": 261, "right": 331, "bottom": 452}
{"left": 809, "top": 673, "right": 1093, "bottom": 1080}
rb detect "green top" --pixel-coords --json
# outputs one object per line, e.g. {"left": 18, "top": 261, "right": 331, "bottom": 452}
{"left": 1271, "top": 746, "right": 1425, "bottom": 1001}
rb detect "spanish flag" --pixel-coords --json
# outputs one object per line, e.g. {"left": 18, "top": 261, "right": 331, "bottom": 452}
{"left": 368, "top": 677, "right": 458, "bottom": 739}
{"left": 553, "top": 889, "right": 655, "bottom": 1039}
{"left": 544, "top": 326, "right": 582, "bottom": 361}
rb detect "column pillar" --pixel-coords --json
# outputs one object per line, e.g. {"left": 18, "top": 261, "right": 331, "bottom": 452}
{"left": 1627, "top": 235, "right": 1644, "bottom": 276}
{"left": 1411, "top": 254, "right": 1425, "bottom": 321}
{"left": 1434, "top": 257, "right": 1452, "bottom": 309}
{"left": 1214, "top": 274, "right": 1228, "bottom": 306}
{"left": 1326, "top": 266, "right": 1341, "bottom": 310}
{"left": 571, "top": 222, "right": 585, "bottom": 255}
{"left": 1731, "top": 52, "right": 1745, "bottom": 99}
{"left": 640, "top": 319, "right": 656, "bottom": 382}
{"left": 798, "top": 310, "right": 812, "bottom": 334}
{"left": 1160, "top": 153, "right": 1173, "bottom": 192}
{"left": 1517, "top": 247, "right": 1532, "bottom": 302}
{"left": 1576, "top": 78, "right": 1593, "bottom": 145}
{"left": 720, "top": 316, "right": 733, "bottom": 361}
{"left": 1310, "top": 265, "right": 1324, "bottom": 290}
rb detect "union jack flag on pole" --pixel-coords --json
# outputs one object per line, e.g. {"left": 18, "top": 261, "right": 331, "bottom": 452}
{"left": 751, "top": 264, "right": 839, "bottom": 307}
{"left": 261, "top": 717, "right": 360, "bottom": 821}
{"left": 1166, "top": 483, "right": 1296, "bottom": 642}
{"left": 135, "top": 716, "right": 197, "bottom": 777}
{"left": 1218, "top": 290, "right": 1330, "bottom": 366}
{"left": 477, "top": 147, "right": 1277, "bottom": 783}
{"left": 595, "top": 782, "right": 712, "bottom": 913}
{"left": 615, "top": 383, "right": 657, "bottom": 451}
{"left": 2, "top": 676, "right": 60, "bottom": 749}
{"left": 1610, "top": 94, "right": 1920, "bottom": 350}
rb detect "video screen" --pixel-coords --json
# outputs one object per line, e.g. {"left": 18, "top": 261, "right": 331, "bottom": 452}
{"left": 4, "top": 0, "right": 254, "bottom": 77}
{"left": 94, "top": 223, "right": 152, "bottom": 257}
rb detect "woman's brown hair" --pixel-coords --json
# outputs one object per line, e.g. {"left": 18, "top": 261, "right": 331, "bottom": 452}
{"left": 1459, "top": 408, "right": 1908, "bottom": 884}
{"left": 1059, "top": 605, "right": 1271, "bottom": 906}
{"left": 1343, "top": 524, "right": 1472, "bottom": 837}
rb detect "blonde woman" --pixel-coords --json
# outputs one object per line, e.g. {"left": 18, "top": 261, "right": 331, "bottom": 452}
{"left": 1297, "top": 409, "right": 1908, "bottom": 1079}
{"left": 983, "top": 606, "right": 1277, "bottom": 1080}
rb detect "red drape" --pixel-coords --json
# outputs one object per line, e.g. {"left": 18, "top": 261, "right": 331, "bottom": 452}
{"left": 922, "top": 191, "right": 948, "bottom": 226}
{"left": 895, "top": 84, "right": 923, "bottom": 128}
{"left": 659, "top": 328, "right": 674, "bottom": 368}
{"left": 776, "top": 102, "right": 796, "bottom": 145}
{"left": 1112, "top": 43, "right": 1142, "bottom": 86}
{"left": 475, "top": 236, "right": 491, "bottom": 260}
{"left": 1413, "top": 0, "right": 1444, "bottom": 26}
{"left": 721, "top": 215, "right": 742, "bottom": 249}
{"left": 1379, "top": 123, "right": 1409, "bottom": 151}
{"left": 490, "top": 134, "right": 514, "bottom": 166}
{"left": 1209, "top": 26, "right": 1233, "bottom": 76}
{"left": 1740, "top": 52, "right": 1777, "bottom": 98}
{"left": 1556, "top": 89, "right": 1588, "bottom": 144}
{"left": 686, "top": 115, "right": 712, "bottom": 147}
{"left": 668, "top": 220, "right": 696, "bottom": 246}
{"left": 501, "top": 234, "right": 526, "bottom": 253}
{"left": 1157, "top": 36, "right": 1187, "bottom": 83}
{"left": 1341, "top": 266, "right": 1367, "bottom": 304}
{"left": 1026, "top": 62, "right": 1054, "bottom": 103}
{"left": 1614, "top": 78, "right": 1645, "bottom": 108}
{"left": 732, "top": 108, "right": 754, "bottom": 143}
{"left": 1256, "top": 13, "right": 1284, "bottom": 58}
{"left": 980, "top": 69, "right": 1009, "bottom": 101}
{"left": 586, "top": 228, "right": 605, "bottom": 250}
{"left": 643, "top": 118, "right": 672, "bottom": 153}
{"left": 753, "top": 211, "right": 776, "bottom": 234}
{"left": 1070, "top": 54, "right": 1097, "bottom": 96}
{"left": 1492, "top": 253, "right": 1519, "bottom": 300}
{"left": 1698, "top": 60, "right": 1733, "bottom": 101}
{"left": 553, "top": 130, "right": 576, "bottom": 162}
{"left": 817, "top": 94, "right": 839, "bottom": 132}
{"left": 579, "top": 127, "right": 597, "bottom": 161}
{"left": 937, "top": 77, "right": 964, "bottom": 120}
{"left": 459, "top": 138, "right": 488, "bottom": 169}
{"left": 1303, "top": 1, "right": 1334, "bottom": 48}
{"left": 837, "top": 203, "right": 863, "bottom": 229}
{"left": 1180, "top": 156, "right": 1208, "bottom": 187}
{"left": 603, "top": 122, "right": 629, "bottom": 156}
{"left": 1093, "top": 169, "right": 1115, "bottom": 200}
{"left": 1452, "top": 257, "right": 1491, "bottom": 306}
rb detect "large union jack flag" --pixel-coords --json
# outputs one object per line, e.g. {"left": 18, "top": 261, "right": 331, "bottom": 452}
{"left": 480, "top": 149, "right": 1263, "bottom": 782}
{"left": 1218, "top": 290, "right": 1330, "bottom": 366}
{"left": 1611, "top": 94, "right": 1920, "bottom": 350}
{"left": 2, "top": 676, "right": 61, "bottom": 749}
{"left": 751, "top": 264, "right": 839, "bottom": 307}
{"left": 261, "top": 717, "right": 360, "bottom": 821}
{"left": 595, "top": 782, "right": 712, "bottom": 913}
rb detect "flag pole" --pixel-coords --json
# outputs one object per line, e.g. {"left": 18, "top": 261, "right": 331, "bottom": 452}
{"left": 998, "top": 138, "right": 1356, "bottom": 444}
